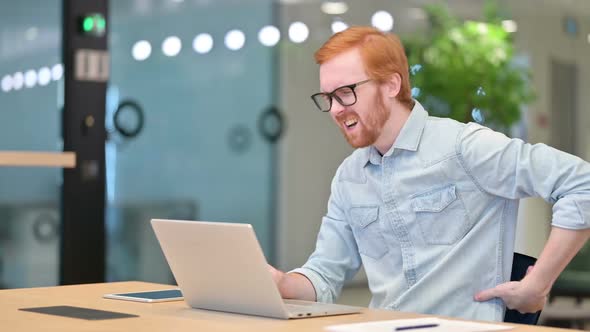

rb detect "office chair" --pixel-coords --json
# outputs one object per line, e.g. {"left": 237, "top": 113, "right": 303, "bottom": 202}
{"left": 503, "top": 252, "right": 542, "bottom": 325}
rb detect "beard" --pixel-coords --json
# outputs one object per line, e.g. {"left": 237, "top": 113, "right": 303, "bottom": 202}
{"left": 337, "top": 94, "right": 390, "bottom": 148}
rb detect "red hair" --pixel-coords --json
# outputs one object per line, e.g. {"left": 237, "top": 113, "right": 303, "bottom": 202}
{"left": 314, "top": 26, "right": 413, "bottom": 110}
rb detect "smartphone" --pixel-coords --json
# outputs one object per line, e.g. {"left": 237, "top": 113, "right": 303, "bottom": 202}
{"left": 103, "top": 289, "right": 183, "bottom": 303}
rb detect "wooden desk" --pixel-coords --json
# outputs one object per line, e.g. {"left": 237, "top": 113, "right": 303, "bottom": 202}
{"left": 0, "top": 151, "right": 75, "bottom": 168}
{"left": 0, "top": 282, "right": 579, "bottom": 331}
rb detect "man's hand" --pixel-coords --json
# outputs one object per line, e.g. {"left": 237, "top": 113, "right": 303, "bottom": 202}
{"left": 268, "top": 264, "right": 286, "bottom": 286}
{"left": 266, "top": 264, "right": 317, "bottom": 301}
{"left": 474, "top": 266, "right": 548, "bottom": 313}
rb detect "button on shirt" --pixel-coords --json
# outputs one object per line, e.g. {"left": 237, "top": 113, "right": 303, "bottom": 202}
{"left": 291, "top": 100, "right": 590, "bottom": 321}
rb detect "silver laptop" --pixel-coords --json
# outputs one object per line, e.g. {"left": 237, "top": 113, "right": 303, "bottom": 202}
{"left": 151, "top": 219, "right": 361, "bottom": 319}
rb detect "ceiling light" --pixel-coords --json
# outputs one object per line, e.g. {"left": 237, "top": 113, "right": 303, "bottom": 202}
{"left": 258, "top": 26, "right": 280, "bottom": 47}
{"left": 288, "top": 22, "right": 309, "bottom": 43}
{"left": 1, "top": 75, "right": 12, "bottom": 92}
{"left": 51, "top": 64, "right": 63, "bottom": 81}
{"left": 372, "top": 11, "right": 394, "bottom": 32}
{"left": 331, "top": 21, "right": 348, "bottom": 34}
{"left": 24, "top": 70, "right": 37, "bottom": 88}
{"left": 132, "top": 40, "right": 152, "bottom": 61}
{"left": 162, "top": 36, "right": 182, "bottom": 57}
{"left": 321, "top": 2, "right": 348, "bottom": 15}
{"left": 225, "top": 30, "right": 245, "bottom": 51}
{"left": 193, "top": 33, "right": 214, "bottom": 54}
{"left": 12, "top": 72, "right": 24, "bottom": 90}
{"left": 38, "top": 67, "right": 51, "bottom": 86}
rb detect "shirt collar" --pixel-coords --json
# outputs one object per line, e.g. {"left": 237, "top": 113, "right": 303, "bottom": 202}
{"left": 362, "top": 100, "right": 428, "bottom": 166}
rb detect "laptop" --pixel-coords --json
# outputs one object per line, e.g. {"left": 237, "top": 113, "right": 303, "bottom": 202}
{"left": 150, "top": 219, "right": 361, "bottom": 319}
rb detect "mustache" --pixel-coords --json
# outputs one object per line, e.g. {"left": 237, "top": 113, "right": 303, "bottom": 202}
{"left": 335, "top": 111, "right": 359, "bottom": 123}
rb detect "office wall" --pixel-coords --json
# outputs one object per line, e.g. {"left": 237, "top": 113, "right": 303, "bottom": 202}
{"left": 509, "top": 0, "right": 590, "bottom": 257}
{"left": 104, "top": 0, "right": 280, "bottom": 281}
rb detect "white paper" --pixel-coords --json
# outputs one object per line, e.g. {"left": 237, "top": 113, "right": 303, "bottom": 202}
{"left": 325, "top": 317, "right": 513, "bottom": 332}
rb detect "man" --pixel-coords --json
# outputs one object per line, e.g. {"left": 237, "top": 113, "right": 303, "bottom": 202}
{"left": 269, "top": 26, "right": 590, "bottom": 321}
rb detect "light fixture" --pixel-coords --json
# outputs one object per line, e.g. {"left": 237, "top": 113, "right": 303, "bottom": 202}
{"left": 225, "top": 29, "right": 245, "bottom": 51}
{"left": 288, "top": 22, "right": 309, "bottom": 43}
{"left": 12, "top": 72, "right": 24, "bottom": 90}
{"left": 51, "top": 64, "right": 63, "bottom": 81}
{"left": 132, "top": 40, "right": 152, "bottom": 61}
{"left": 258, "top": 26, "right": 280, "bottom": 47}
{"left": 371, "top": 11, "right": 394, "bottom": 32}
{"left": 321, "top": 2, "right": 348, "bottom": 15}
{"left": 587, "top": 33, "right": 590, "bottom": 44}
{"left": 1, "top": 75, "right": 12, "bottom": 92}
{"left": 193, "top": 33, "right": 214, "bottom": 54}
{"left": 38, "top": 67, "right": 51, "bottom": 86}
{"left": 162, "top": 36, "right": 182, "bottom": 57}
{"left": 24, "top": 70, "right": 37, "bottom": 88}
{"left": 501, "top": 20, "right": 517, "bottom": 33}
{"left": 331, "top": 20, "right": 348, "bottom": 34}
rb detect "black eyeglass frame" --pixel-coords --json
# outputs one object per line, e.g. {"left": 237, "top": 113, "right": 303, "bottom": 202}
{"left": 310, "top": 79, "right": 371, "bottom": 112}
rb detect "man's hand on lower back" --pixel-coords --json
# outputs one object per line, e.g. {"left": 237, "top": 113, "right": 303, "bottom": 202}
{"left": 474, "top": 266, "right": 548, "bottom": 313}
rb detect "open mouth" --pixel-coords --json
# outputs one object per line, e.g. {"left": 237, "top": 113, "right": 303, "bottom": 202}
{"left": 344, "top": 118, "right": 358, "bottom": 129}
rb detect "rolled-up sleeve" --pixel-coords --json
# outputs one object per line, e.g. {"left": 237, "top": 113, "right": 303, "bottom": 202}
{"left": 457, "top": 123, "right": 590, "bottom": 230}
{"left": 289, "top": 165, "right": 362, "bottom": 303}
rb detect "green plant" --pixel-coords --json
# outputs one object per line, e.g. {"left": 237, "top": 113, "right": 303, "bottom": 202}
{"left": 404, "top": 1, "right": 535, "bottom": 131}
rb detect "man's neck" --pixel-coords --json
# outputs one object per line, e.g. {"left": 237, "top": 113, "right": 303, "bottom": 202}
{"left": 374, "top": 105, "right": 412, "bottom": 155}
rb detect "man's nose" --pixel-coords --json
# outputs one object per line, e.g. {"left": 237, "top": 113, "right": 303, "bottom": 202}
{"left": 330, "top": 98, "right": 346, "bottom": 115}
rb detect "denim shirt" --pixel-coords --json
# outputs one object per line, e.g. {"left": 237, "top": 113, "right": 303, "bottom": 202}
{"left": 291, "top": 101, "right": 590, "bottom": 322}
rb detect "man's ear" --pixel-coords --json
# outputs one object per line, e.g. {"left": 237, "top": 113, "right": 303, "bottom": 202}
{"left": 385, "top": 73, "right": 402, "bottom": 98}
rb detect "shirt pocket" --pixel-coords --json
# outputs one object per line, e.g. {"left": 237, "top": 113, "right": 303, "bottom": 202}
{"left": 411, "top": 184, "right": 469, "bottom": 245}
{"left": 349, "top": 206, "right": 389, "bottom": 260}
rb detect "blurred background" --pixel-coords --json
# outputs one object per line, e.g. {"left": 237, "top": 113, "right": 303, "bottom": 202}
{"left": 0, "top": 0, "right": 589, "bottom": 329}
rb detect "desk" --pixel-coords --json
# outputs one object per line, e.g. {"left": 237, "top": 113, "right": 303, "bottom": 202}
{"left": 0, "top": 151, "right": 75, "bottom": 168}
{"left": 0, "top": 281, "right": 579, "bottom": 332}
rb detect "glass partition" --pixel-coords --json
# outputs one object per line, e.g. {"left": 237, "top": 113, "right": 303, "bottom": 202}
{"left": 0, "top": 0, "right": 63, "bottom": 288}
{"left": 105, "top": 0, "right": 279, "bottom": 283}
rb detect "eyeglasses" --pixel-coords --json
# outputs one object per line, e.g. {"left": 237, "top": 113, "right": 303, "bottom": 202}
{"left": 310, "top": 79, "right": 371, "bottom": 112}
